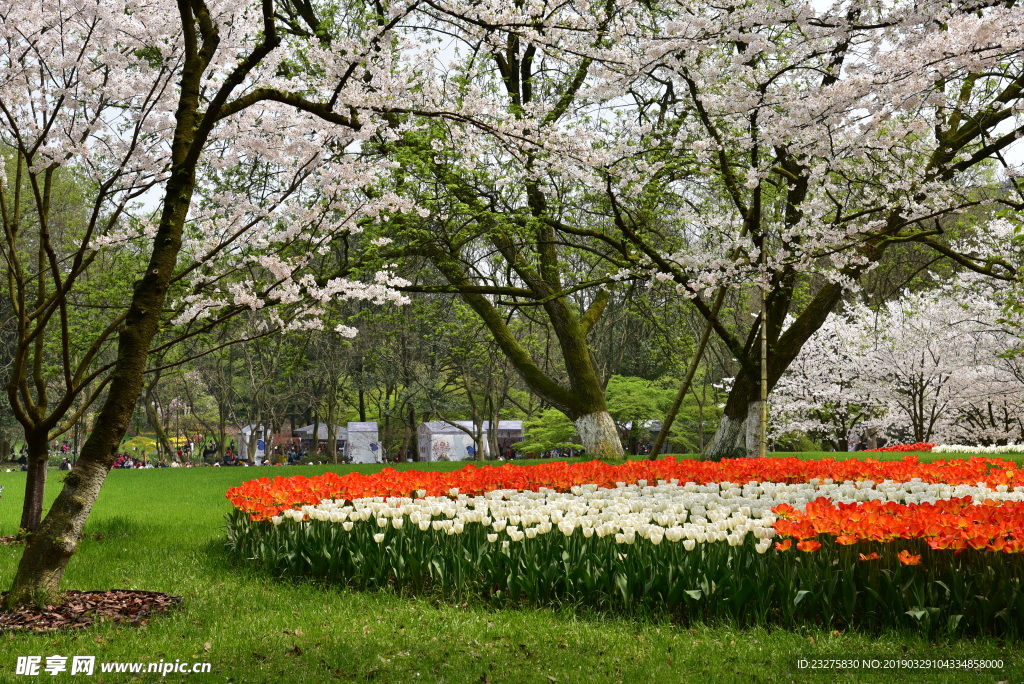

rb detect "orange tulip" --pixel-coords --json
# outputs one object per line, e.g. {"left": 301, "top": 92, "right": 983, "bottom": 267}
{"left": 897, "top": 550, "right": 922, "bottom": 565}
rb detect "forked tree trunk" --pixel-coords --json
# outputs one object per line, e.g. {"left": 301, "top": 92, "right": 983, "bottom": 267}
{"left": 705, "top": 283, "right": 848, "bottom": 461}
{"left": 427, "top": 250, "right": 624, "bottom": 460}
{"left": 573, "top": 411, "right": 623, "bottom": 460}
{"left": 3, "top": 95, "right": 197, "bottom": 610}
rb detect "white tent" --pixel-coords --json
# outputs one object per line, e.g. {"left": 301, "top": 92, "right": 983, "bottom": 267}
{"left": 416, "top": 421, "right": 523, "bottom": 461}
{"left": 346, "top": 422, "right": 380, "bottom": 463}
{"left": 293, "top": 424, "right": 347, "bottom": 441}
{"left": 293, "top": 422, "right": 379, "bottom": 462}
{"left": 238, "top": 424, "right": 266, "bottom": 464}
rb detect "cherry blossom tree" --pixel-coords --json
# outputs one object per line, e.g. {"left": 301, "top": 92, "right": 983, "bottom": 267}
{"left": 771, "top": 282, "right": 1024, "bottom": 447}
{"left": 867, "top": 285, "right": 1024, "bottom": 444}
{"left": 585, "top": 0, "right": 1024, "bottom": 457}
{"left": 359, "top": 0, "right": 652, "bottom": 459}
{"left": 769, "top": 313, "right": 888, "bottom": 451}
{"left": 0, "top": 0, "right": 475, "bottom": 608}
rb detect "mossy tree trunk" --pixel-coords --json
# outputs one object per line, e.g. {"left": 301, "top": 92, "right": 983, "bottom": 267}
{"left": 3, "top": 0, "right": 275, "bottom": 608}
{"left": 4, "top": 157, "right": 194, "bottom": 606}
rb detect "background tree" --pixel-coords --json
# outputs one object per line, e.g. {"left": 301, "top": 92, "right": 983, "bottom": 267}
{"left": 1, "top": 0, "right": 437, "bottom": 608}
{"left": 771, "top": 282, "right": 1024, "bottom": 447}
{"left": 589, "top": 0, "right": 1024, "bottom": 457}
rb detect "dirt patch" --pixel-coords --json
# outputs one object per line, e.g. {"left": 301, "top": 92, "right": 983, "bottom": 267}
{"left": 0, "top": 590, "right": 181, "bottom": 632}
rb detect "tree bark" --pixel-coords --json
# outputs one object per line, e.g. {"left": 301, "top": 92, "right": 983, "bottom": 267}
{"left": 311, "top": 409, "right": 320, "bottom": 459}
{"left": 19, "top": 431, "right": 50, "bottom": 532}
{"left": 703, "top": 411, "right": 749, "bottom": 461}
{"left": 326, "top": 402, "right": 337, "bottom": 464}
{"left": 745, "top": 400, "right": 765, "bottom": 458}
{"left": 573, "top": 411, "right": 623, "bottom": 460}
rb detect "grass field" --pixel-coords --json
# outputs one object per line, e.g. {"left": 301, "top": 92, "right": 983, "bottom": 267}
{"left": 0, "top": 455, "right": 1021, "bottom": 683}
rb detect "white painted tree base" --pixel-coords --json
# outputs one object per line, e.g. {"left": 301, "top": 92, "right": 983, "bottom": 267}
{"left": 574, "top": 411, "right": 624, "bottom": 460}
{"left": 704, "top": 411, "right": 748, "bottom": 460}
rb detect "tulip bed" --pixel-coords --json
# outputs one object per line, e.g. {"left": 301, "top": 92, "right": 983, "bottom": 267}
{"left": 863, "top": 442, "right": 937, "bottom": 452}
{"left": 225, "top": 457, "right": 1024, "bottom": 635}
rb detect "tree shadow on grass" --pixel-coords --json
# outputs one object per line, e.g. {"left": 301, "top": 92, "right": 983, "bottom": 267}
{"left": 81, "top": 515, "right": 146, "bottom": 542}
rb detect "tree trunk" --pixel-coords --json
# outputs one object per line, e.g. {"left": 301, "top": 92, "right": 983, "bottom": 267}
{"left": 145, "top": 399, "right": 174, "bottom": 461}
{"left": 4, "top": 226, "right": 183, "bottom": 606}
{"left": 401, "top": 403, "right": 413, "bottom": 462}
{"left": 326, "top": 402, "right": 337, "bottom": 464}
{"left": 243, "top": 426, "right": 261, "bottom": 464}
{"left": 217, "top": 408, "right": 228, "bottom": 461}
{"left": 704, "top": 412, "right": 748, "bottom": 461}
{"left": 488, "top": 410, "right": 500, "bottom": 462}
{"left": 2, "top": 44, "right": 205, "bottom": 605}
{"left": 19, "top": 432, "right": 50, "bottom": 532}
{"left": 744, "top": 400, "right": 765, "bottom": 458}
{"left": 6, "top": 456, "right": 112, "bottom": 607}
{"left": 311, "top": 409, "right": 320, "bottom": 459}
{"left": 573, "top": 411, "right": 624, "bottom": 460}
{"left": 426, "top": 250, "right": 624, "bottom": 460}
{"left": 474, "top": 418, "right": 485, "bottom": 461}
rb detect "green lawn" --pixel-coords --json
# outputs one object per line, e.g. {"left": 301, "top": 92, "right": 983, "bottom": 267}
{"left": 0, "top": 458, "right": 1020, "bottom": 683}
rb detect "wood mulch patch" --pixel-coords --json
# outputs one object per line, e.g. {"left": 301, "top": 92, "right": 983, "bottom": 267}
{"left": 0, "top": 536, "right": 20, "bottom": 545}
{"left": 0, "top": 590, "right": 181, "bottom": 632}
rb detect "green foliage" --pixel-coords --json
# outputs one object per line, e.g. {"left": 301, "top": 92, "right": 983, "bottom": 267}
{"left": 605, "top": 376, "right": 673, "bottom": 430}
{"left": 513, "top": 409, "right": 583, "bottom": 454}
{"left": 773, "top": 432, "right": 824, "bottom": 452}
{"left": 604, "top": 375, "right": 724, "bottom": 453}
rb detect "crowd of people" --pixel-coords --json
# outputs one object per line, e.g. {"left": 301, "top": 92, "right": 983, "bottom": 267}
{"left": 4, "top": 438, "right": 561, "bottom": 471}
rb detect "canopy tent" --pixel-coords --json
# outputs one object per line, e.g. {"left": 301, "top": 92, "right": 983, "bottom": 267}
{"left": 293, "top": 424, "right": 347, "bottom": 440}
{"left": 346, "top": 422, "right": 380, "bottom": 464}
{"left": 292, "top": 422, "right": 379, "bottom": 463}
{"left": 416, "top": 421, "right": 523, "bottom": 461}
